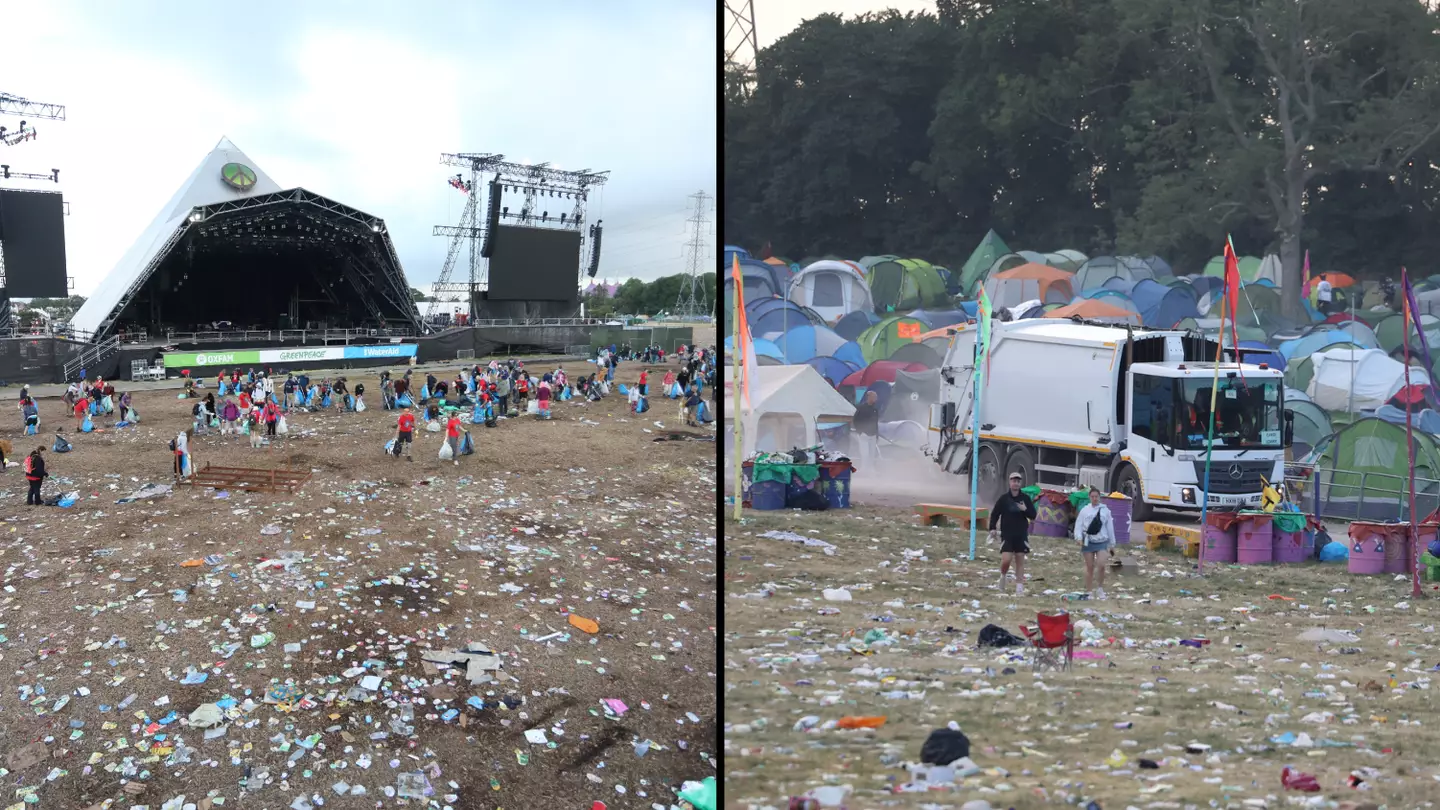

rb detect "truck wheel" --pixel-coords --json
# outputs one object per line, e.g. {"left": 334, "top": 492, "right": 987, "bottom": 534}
{"left": 1115, "top": 464, "right": 1153, "bottom": 522}
{"left": 976, "top": 442, "right": 1005, "bottom": 505}
{"left": 1004, "top": 445, "right": 1035, "bottom": 488}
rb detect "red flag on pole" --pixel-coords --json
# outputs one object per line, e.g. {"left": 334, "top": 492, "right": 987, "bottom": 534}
{"left": 1223, "top": 235, "right": 1243, "bottom": 359}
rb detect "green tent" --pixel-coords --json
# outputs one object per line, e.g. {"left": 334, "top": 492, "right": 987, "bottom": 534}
{"left": 1319, "top": 416, "right": 1440, "bottom": 520}
{"left": 866, "top": 258, "right": 949, "bottom": 313}
{"left": 1207, "top": 284, "right": 1281, "bottom": 323}
{"left": 958, "top": 230, "right": 1010, "bottom": 297}
{"left": 858, "top": 316, "right": 929, "bottom": 364}
{"left": 1202, "top": 254, "right": 1263, "bottom": 281}
{"left": 1374, "top": 312, "right": 1440, "bottom": 355}
{"left": 1286, "top": 398, "right": 1333, "bottom": 458}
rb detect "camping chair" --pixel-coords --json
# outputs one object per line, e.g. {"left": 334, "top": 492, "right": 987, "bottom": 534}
{"left": 1019, "top": 612, "right": 1074, "bottom": 672}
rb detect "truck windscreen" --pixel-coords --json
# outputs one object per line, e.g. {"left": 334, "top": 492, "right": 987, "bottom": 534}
{"left": 1173, "top": 377, "right": 1283, "bottom": 450}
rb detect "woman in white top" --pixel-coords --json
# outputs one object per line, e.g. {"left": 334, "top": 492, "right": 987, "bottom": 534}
{"left": 1073, "top": 487, "right": 1117, "bottom": 599}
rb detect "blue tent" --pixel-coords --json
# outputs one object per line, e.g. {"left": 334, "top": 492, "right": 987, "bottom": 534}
{"left": 833, "top": 309, "right": 882, "bottom": 341}
{"left": 1129, "top": 278, "right": 1200, "bottom": 328}
{"left": 1279, "top": 330, "right": 1359, "bottom": 362}
{"left": 1236, "top": 340, "right": 1286, "bottom": 371}
{"left": 746, "top": 297, "right": 819, "bottom": 336}
{"left": 905, "top": 309, "right": 968, "bottom": 330}
{"left": 773, "top": 323, "right": 865, "bottom": 368}
{"left": 723, "top": 334, "right": 784, "bottom": 361}
{"left": 723, "top": 245, "right": 751, "bottom": 268}
{"left": 804, "top": 356, "right": 859, "bottom": 387}
{"left": 958, "top": 301, "right": 979, "bottom": 319}
{"left": 726, "top": 257, "right": 789, "bottom": 301}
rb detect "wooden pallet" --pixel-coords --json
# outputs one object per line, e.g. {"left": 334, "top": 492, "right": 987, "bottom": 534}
{"left": 180, "top": 463, "right": 311, "bottom": 494}
{"left": 917, "top": 502, "right": 989, "bottom": 528}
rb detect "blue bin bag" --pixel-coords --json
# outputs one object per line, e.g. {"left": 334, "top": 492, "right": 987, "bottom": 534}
{"left": 635, "top": 396, "right": 649, "bottom": 414}
{"left": 419, "top": 385, "right": 430, "bottom": 401}
{"left": 346, "top": 394, "right": 355, "bottom": 411}
{"left": 321, "top": 394, "right": 333, "bottom": 408}
{"left": 1319, "top": 540, "right": 1350, "bottom": 562}
{"left": 617, "top": 383, "right": 629, "bottom": 395}
{"left": 384, "top": 438, "right": 396, "bottom": 455}
{"left": 396, "top": 393, "right": 414, "bottom": 408}
{"left": 81, "top": 415, "right": 94, "bottom": 433}
{"left": 52, "top": 435, "right": 72, "bottom": 453}
{"left": 218, "top": 381, "right": 230, "bottom": 396}
{"left": 460, "top": 432, "right": 475, "bottom": 455}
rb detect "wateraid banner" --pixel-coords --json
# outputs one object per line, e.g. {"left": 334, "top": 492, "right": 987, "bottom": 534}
{"left": 163, "top": 344, "right": 418, "bottom": 368}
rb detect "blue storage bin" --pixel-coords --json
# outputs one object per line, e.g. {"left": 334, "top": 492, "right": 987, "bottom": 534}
{"left": 750, "top": 480, "right": 787, "bottom": 510}
{"left": 785, "top": 474, "right": 818, "bottom": 508}
{"left": 818, "top": 462, "right": 853, "bottom": 509}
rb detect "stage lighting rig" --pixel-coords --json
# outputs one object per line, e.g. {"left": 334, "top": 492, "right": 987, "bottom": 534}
{"left": 0, "top": 165, "right": 59, "bottom": 182}
{"left": 0, "top": 122, "right": 39, "bottom": 146}
{"left": 0, "top": 93, "right": 65, "bottom": 121}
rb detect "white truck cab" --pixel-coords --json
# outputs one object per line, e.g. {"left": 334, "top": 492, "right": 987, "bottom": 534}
{"left": 929, "top": 320, "right": 1290, "bottom": 520}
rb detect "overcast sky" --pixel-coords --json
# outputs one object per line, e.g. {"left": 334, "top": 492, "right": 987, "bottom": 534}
{"left": 3, "top": 1, "right": 715, "bottom": 298}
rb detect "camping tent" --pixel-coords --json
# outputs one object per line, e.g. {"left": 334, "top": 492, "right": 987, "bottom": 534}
{"left": 1043, "top": 249, "right": 1089, "bottom": 272}
{"left": 788, "top": 260, "right": 874, "bottom": 323}
{"left": 1073, "top": 256, "right": 1154, "bottom": 293}
{"left": 840, "top": 360, "right": 930, "bottom": 389}
{"left": 1307, "top": 347, "right": 1431, "bottom": 413}
{"left": 866, "top": 258, "right": 949, "bottom": 312}
{"left": 857, "top": 316, "right": 930, "bottom": 364}
{"left": 723, "top": 365, "right": 857, "bottom": 458}
{"left": 1319, "top": 416, "right": 1440, "bottom": 520}
{"left": 984, "top": 263, "right": 1074, "bottom": 309}
{"left": 958, "top": 230, "right": 1010, "bottom": 295}
{"left": 1044, "top": 298, "right": 1141, "bottom": 325}
{"left": 746, "top": 297, "right": 823, "bottom": 337}
{"left": 886, "top": 340, "right": 944, "bottom": 368}
{"left": 1286, "top": 398, "right": 1332, "bottom": 459}
{"left": 1236, "top": 340, "right": 1285, "bottom": 371}
{"left": 833, "top": 309, "right": 882, "bottom": 341}
{"left": 773, "top": 323, "right": 866, "bottom": 368}
{"left": 1375, "top": 312, "right": 1440, "bottom": 354}
{"left": 883, "top": 368, "right": 941, "bottom": 424}
{"left": 1203, "top": 254, "right": 1263, "bottom": 281}
{"left": 727, "top": 257, "right": 788, "bottom": 299}
{"left": 803, "top": 356, "right": 859, "bottom": 388}
{"left": 723, "top": 334, "right": 785, "bottom": 362}
{"left": 1279, "top": 329, "right": 1360, "bottom": 362}
{"left": 1128, "top": 278, "right": 1199, "bottom": 328}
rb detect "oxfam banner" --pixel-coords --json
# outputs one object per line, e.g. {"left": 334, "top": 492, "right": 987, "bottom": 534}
{"left": 164, "top": 344, "right": 417, "bottom": 368}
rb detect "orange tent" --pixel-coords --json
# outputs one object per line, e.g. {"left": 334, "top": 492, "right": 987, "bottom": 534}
{"left": 1313, "top": 271, "right": 1356, "bottom": 288}
{"left": 985, "top": 262, "right": 1075, "bottom": 307}
{"left": 1044, "top": 299, "right": 1141, "bottom": 324}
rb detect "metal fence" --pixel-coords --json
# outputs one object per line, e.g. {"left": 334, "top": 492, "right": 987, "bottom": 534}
{"left": 564, "top": 344, "right": 592, "bottom": 356}
{"left": 163, "top": 328, "right": 416, "bottom": 344}
{"left": 1284, "top": 461, "right": 1440, "bottom": 522}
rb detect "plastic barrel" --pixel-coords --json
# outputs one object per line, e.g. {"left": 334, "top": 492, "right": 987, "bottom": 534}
{"left": 1203, "top": 522, "right": 1238, "bottom": 564}
{"left": 1413, "top": 524, "right": 1440, "bottom": 572}
{"left": 1236, "top": 513, "right": 1274, "bottom": 564}
{"left": 785, "top": 473, "right": 818, "bottom": 508}
{"left": 1031, "top": 491, "right": 1071, "bottom": 538}
{"left": 1348, "top": 523, "right": 1387, "bottom": 575}
{"left": 1105, "top": 495, "right": 1132, "bottom": 545}
{"left": 818, "top": 462, "right": 852, "bottom": 509}
{"left": 1384, "top": 525, "right": 1413, "bottom": 574}
{"left": 750, "top": 480, "right": 786, "bottom": 510}
{"left": 1272, "top": 530, "right": 1306, "bottom": 564}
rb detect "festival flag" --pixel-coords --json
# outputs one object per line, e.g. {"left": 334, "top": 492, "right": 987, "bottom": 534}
{"left": 1223, "top": 235, "right": 1242, "bottom": 349}
{"left": 1302, "top": 250, "right": 1312, "bottom": 297}
{"left": 730, "top": 255, "right": 758, "bottom": 409}
{"left": 1401, "top": 267, "right": 1440, "bottom": 404}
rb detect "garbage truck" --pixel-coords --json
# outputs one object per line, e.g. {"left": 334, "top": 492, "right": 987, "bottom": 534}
{"left": 929, "top": 319, "right": 1291, "bottom": 520}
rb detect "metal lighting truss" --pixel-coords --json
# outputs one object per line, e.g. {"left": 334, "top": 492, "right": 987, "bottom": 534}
{"left": 0, "top": 94, "right": 66, "bottom": 120}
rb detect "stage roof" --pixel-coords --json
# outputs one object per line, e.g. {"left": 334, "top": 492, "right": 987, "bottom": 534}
{"left": 71, "top": 137, "right": 422, "bottom": 339}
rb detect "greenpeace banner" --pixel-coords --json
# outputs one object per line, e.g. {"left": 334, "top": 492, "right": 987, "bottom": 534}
{"left": 163, "top": 344, "right": 418, "bottom": 368}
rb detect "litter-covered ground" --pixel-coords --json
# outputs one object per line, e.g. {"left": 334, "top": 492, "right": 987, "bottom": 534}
{"left": 0, "top": 364, "right": 716, "bottom": 809}
{"left": 725, "top": 505, "right": 1440, "bottom": 809}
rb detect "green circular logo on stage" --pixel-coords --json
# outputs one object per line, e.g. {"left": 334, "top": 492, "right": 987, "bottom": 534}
{"left": 221, "top": 162, "right": 257, "bottom": 191}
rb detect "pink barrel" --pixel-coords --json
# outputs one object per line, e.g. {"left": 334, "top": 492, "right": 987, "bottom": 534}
{"left": 1104, "top": 495, "right": 1132, "bottom": 545}
{"left": 1348, "top": 523, "right": 1388, "bottom": 575}
{"left": 1203, "top": 523, "right": 1237, "bottom": 563}
{"left": 1272, "top": 530, "right": 1306, "bottom": 563}
{"left": 1031, "top": 490, "right": 1071, "bottom": 538}
{"left": 1236, "top": 513, "right": 1274, "bottom": 564}
{"left": 1384, "top": 525, "right": 1412, "bottom": 574}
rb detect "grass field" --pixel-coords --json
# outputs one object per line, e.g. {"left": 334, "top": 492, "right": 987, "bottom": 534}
{"left": 724, "top": 503, "right": 1440, "bottom": 809}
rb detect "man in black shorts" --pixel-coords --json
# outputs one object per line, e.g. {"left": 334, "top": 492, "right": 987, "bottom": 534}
{"left": 393, "top": 404, "right": 416, "bottom": 461}
{"left": 988, "top": 471, "right": 1036, "bottom": 595}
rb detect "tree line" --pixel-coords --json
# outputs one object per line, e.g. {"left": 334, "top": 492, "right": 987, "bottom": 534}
{"left": 724, "top": 0, "right": 1440, "bottom": 318}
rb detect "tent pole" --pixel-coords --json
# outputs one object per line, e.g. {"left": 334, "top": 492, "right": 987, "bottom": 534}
{"left": 1198, "top": 294, "right": 1228, "bottom": 576}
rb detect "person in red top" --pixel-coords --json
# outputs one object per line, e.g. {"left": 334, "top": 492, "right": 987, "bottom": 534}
{"left": 72, "top": 396, "right": 88, "bottom": 430}
{"left": 445, "top": 411, "right": 464, "bottom": 466}
{"left": 393, "top": 405, "right": 416, "bottom": 460}
{"left": 638, "top": 369, "right": 649, "bottom": 396}
{"left": 514, "top": 374, "right": 530, "bottom": 412}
